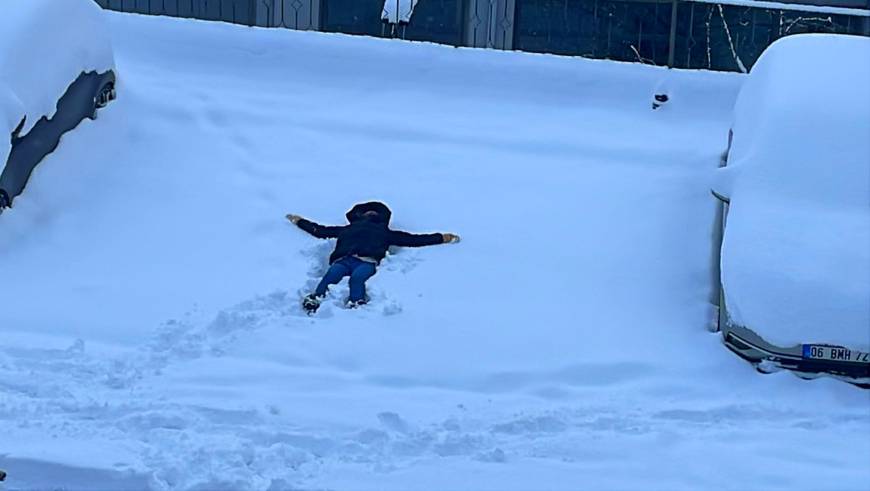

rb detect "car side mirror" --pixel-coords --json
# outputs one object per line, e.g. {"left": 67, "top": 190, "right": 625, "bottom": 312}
{"left": 711, "top": 165, "right": 740, "bottom": 203}
{"left": 11, "top": 116, "right": 26, "bottom": 143}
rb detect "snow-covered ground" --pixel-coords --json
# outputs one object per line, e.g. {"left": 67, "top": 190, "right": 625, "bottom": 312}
{"left": 1, "top": 12, "right": 868, "bottom": 491}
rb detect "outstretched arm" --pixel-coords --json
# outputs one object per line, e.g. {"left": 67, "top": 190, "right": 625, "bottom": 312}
{"left": 389, "top": 230, "right": 460, "bottom": 247}
{"left": 286, "top": 214, "right": 345, "bottom": 239}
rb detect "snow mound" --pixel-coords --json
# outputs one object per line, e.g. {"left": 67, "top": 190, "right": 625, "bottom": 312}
{"left": 718, "top": 34, "right": 870, "bottom": 350}
{"left": 0, "top": 0, "right": 114, "bottom": 136}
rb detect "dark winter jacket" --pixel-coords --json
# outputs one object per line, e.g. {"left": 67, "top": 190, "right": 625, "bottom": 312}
{"left": 296, "top": 202, "right": 444, "bottom": 265}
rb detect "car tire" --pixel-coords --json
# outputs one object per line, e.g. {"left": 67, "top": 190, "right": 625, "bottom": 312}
{"left": 793, "top": 371, "right": 818, "bottom": 381}
{"left": 90, "top": 81, "right": 115, "bottom": 120}
{"left": 755, "top": 360, "right": 781, "bottom": 374}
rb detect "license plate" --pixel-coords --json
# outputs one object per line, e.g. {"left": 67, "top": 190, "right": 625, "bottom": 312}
{"left": 802, "top": 345, "right": 870, "bottom": 364}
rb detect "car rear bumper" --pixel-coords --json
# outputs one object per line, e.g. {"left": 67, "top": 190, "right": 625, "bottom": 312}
{"left": 722, "top": 322, "right": 870, "bottom": 386}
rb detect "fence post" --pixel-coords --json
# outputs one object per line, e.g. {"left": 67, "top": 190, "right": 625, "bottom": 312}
{"left": 247, "top": 0, "right": 256, "bottom": 26}
{"left": 668, "top": 0, "right": 678, "bottom": 67}
{"left": 504, "top": 0, "right": 517, "bottom": 50}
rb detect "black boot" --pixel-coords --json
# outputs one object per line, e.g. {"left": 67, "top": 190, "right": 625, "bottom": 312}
{"left": 346, "top": 298, "right": 368, "bottom": 309}
{"left": 302, "top": 294, "right": 323, "bottom": 315}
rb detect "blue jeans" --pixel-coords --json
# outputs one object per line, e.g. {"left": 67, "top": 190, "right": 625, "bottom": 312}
{"left": 314, "top": 256, "right": 377, "bottom": 302}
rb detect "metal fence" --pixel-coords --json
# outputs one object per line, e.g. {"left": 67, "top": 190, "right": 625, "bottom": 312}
{"left": 96, "top": 0, "right": 258, "bottom": 24}
{"left": 320, "top": 0, "right": 467, "bottom": 45}
{"left": 94, "top": 0, "right": 870, "bottom": 71}
{"left": 673, "top": 2, "right": 870, "bottom": 70}
{"left": 513, "top": 0, "right": 870, "bottom": 70}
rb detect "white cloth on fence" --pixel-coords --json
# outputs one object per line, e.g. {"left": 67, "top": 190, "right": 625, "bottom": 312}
{"left": 382, "top": 0, "right": 420, "bottom": 23}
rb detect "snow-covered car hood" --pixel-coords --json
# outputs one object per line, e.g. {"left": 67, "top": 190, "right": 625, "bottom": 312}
{"left": 0, "top": 0, "right": 114, "bottom": 137}
{"left": 716, "top": 34, "right": 870, "bottom": 351}
{"left": 722, "top": 195, "right": 870, "bottom": 351}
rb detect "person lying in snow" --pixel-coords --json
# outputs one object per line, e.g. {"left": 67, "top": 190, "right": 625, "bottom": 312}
{"left": 286, "top": 201, "right": 460, "bottom": 313}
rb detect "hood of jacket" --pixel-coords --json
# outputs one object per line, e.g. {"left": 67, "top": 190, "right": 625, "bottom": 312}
{"left": 346, "top": 201, "right": 392, "bottom": 225}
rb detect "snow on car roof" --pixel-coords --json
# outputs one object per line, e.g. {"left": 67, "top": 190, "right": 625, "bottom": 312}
{"left": 731, "top": 34, "right": 869, "bottom": 208}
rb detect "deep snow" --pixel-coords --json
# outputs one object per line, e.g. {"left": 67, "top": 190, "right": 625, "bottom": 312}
{"left": 0, "top": 11, "right": 868, "bottom": 491}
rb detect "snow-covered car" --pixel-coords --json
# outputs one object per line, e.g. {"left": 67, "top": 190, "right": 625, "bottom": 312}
{"left": 712, "top": 34, "right": 870, "bottom": 387}
{"left": 0, "top": 0, "right": 116, "bottom": 210}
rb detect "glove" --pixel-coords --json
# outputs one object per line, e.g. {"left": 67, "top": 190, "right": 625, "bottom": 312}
{"left": 286, "top": 214, "right": 303, "bottom": 224}
{"left": 442, "top": 233, "right": 461, "bottom": 244}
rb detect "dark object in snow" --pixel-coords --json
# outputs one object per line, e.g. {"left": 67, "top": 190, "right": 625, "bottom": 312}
{"left": 0, "top": 188, "right": 10, "bottom": 210}
{"left": 302, "top": 293, "right": 322, "bottom": 315}
{"left": 295, "top": 201, "right": 449, "bottom": 266}
{"left": 287, "top": 201, "right": 460, "bottom": 307}
{"left": 0, "top": 468, "right": 6, "bottom": 481}
{"left": 345, "top": 201, "right": 392, "bottom": 225}
{"left": 346, "top": 298, "right": 368, "bottom": 309}
{"left": 301, "top": 292, "right": 369, "bottom": 315}
{"left": 0, "top": 70, "right": 116, "bottom": 208}
{"left": 652, "top": 93, "right": 669, "bottom": 110}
